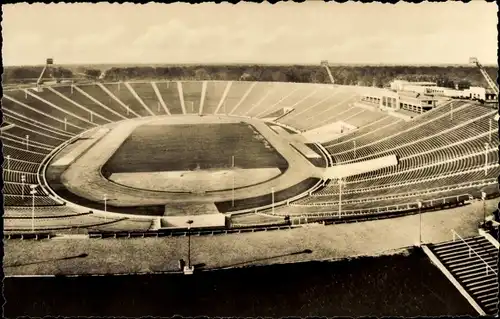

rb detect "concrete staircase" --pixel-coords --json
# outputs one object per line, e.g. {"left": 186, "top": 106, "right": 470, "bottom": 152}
{"left": 428, "top": 236, "right": 499, "bottom": 315}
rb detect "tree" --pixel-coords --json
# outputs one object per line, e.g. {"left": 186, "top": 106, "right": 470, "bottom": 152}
{"left": 84, "top": 69, "right": 102, "bottom": 79}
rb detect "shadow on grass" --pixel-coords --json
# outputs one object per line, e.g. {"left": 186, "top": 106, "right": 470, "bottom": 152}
{"left": 4, "top": 253, "right": 89, "bottom": 268}
{"left": 214, "top": 249, "right": 313, "bottom": 270}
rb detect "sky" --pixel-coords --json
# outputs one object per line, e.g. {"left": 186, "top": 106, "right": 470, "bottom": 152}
{"left": 2, "top": 2, "right": 498, "bottom": 66}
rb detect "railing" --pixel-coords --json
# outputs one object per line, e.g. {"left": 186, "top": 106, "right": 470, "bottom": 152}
{"left": 451, "top": 229, "right": 498, "bottom": 276}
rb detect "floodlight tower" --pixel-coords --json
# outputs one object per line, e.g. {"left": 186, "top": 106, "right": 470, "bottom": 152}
{"left": 321, "top": 60, "right": 335, "bottom": 84}
{"left": 469, "top": 57, "right": 499, "bottom": 96}
{"left": 35, "top": 58, "right": 54, "bottom": 92}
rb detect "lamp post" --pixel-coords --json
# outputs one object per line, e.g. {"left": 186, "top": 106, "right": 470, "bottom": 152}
{"left": 481, "top": 191, "right": 487, "bottom": 226}
{"left": 64, "top": 117, "right": 67, "bottom": 131}
{"left": 30, "top": 185, "right": 38, "bottom": 232}
{"left": 338, "top": 178, "right": 344, "bottom": 218}
{"left": 489, "top": 118, "right": 492, "bottom": 143}
{"left": 418, "top": 201, "right": 422, "bottom": 245}
{"left": 231, "top": 155, "right": 235, "bottom": 207}
{"left": 103, "top": 194, "right": 108, "bottom": 222}
{"left": 184, "top": 219, "right": 194, "bottom": 275}
{"left": 6, "top": 155, "right": 10, "bottom": 171}
{"left": 25, "top": 135, "right": 30, "bottom": 150}
{"left": 272, "top": 187, "right": 275, "bottom": 214}
{"left": 21, "top": 174, "right": 26, "bottom": 200}
{"left": 484, "top": 142, "right": 489, "bottom": 176}
{"left": 353, "top": 141, "right": 356, "bottom": 159}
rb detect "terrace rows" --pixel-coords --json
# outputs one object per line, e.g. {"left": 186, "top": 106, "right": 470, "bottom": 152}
{"left": 299, "top": 166, "right": 499, "bottom": 205}
{"left": 325, "top": 100, "right": 460, "bottom": 155}
{"left": 269, "top": 190, "right": 473, "bottom": 218}
{"left": 330, "top": 103, "right": 492, "bottom": 164}
{"left": 317, "top": 151, "right": 498, "bottom": 195}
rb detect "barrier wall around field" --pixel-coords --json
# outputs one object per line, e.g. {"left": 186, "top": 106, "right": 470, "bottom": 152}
{"left": 161, "top": 214, "right": 226, "bottom": 228}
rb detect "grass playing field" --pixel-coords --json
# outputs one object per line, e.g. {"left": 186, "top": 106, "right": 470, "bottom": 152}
{"left": 102, "top": 123, "right": 288, "bottom": 174}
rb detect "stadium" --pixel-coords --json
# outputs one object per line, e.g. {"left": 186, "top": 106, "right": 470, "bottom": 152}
{"left": 2, "top": 2, "right": 499, "bottom": 317}
{"left": 3, "top": 58, "right": 499, "bottom": 315}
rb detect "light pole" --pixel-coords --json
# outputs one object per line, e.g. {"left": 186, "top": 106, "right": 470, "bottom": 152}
{"left": 481, "top": 191, "right": 487, "bottom": 225}
{"left": 64, "top": 117, "right": 67, "bottom": 131}
{"left": 418, "top": 201, "right": 422, "bottom": 245}
{"left": 30, "top": 185, "right": 38, "bottom": 232}
{"left": 484, "top": 142, "right": 489, "bottom": 176}
{"left": 489, "top": 118, "right": 492, "bottom": 143}
{"left": 450, "top": 102, "right": 453, "bottom": 121}
{"left": 103, "top": 194, "right": 108, "bottom": 221}
{"left": 338, "top": 178, "right": 343, "bottom": 218}
{"left": 353, "top": 140, "right": 356, "bottom": 159}
{"left": 103, "top": 194, "right": 108, "bottom": 213}
{"left": 231, "top": 155, "right": 235, "bottom": 207}
{"left": 272, "top": 187, "right": 275, "bottom": 214}
{"left": 6, "top": 155, "right": 10, "bottom": 171}
{"left": 25, "top": 135, "right": 30, "bottom": 150}
{"left": 21, "top": 174, "right": 26, "bottom": 200}
{"left": 184, "top": 219, "right": 194, "bottom": 275}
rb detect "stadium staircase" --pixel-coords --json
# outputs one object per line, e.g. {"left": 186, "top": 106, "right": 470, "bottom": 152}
{"left": 426, "top": 233, "right": 499, "bottom": 315}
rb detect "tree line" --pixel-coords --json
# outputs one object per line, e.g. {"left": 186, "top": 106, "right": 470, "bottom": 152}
{"left": 3, "top": 65, "right": 498, "bottom": 89}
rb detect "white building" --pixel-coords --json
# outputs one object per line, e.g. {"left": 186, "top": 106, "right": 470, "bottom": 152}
{"left": 465, "top": 86, "right": 497, "bottom": 102}
{"left": 390, "top": 80, "right": 437, "bottom": 92}
{"left": 361, "top": 89, "right": 438, "bottom": 114}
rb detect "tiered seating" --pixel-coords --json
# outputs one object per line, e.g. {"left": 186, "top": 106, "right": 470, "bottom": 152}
{"left": 345, "top": 108, "right": 386, "bottom": 128}
{"left": 202, "top": 81, "right": 227, "bottom": 114}
{"left": 181, "top": 81, "right": 203, "bottom": 114}
{"left": 129, "top": 82, "right": 166, "bottom": 116}
{"left": 3, "top": 170, "right": 38, "bottom": 184}
{"left": 254, "top": 84, "right": 316, "bottom": 119}
{"left": 3, "top": 213, "right": 120, "bottom": 231}
{"left": 2, "top": 94, "right": 82, "bottom": 133}
{"left": 4, "top": 206, "right": 87, "bottom": 218}
{"left": 428, "top": 236, "right": 498, "bottom": 315}
{"left": 2, "top": 125, "right": 64, "bottom": 147}
{"left": 324, "top": 116, "right": 401, "bottom": 152}
{"left": 52, "top": 86, "right": 122, "bottom": 123}
{"left": 317, "top": 150, "right": 498, "bottom": 196}
{"left": 28, "top": 88, "right": 99, "bottom": 129}
{"left": 230, "top": 82, "right": 275, "bottom": 116}
{"left": 2, "top": 134, "right": 52, "bottom": 153}
{"left": 3, "top": 182, "right": 43, "bottom": 196}
{"left": 3, "top": 142, "right": 47, "bottom": 163}
{"left": 268, "top": 190, "right": 472, "bottom": 218}
{"left": 78, "top": 84, "right": 137, "bottom": 119}
{"left": 282, "top": 89, "right": 359, "bottom": 131}
{"left": 2, "top": 158, "right": 39, "bottom": 173}
{"left": 245, "top": 82, "right": 301, "bottom": 118}
{"left": 216, "top": 81, "right": 254, "bottom": 115}
{"left": 4, "top": 195, "right": 61, "bottom": 206}
{"left": 155, "top": 81, "right": 184, "bottom": 114}
{"left": 3, "top": 109, "right": 79, "bottom": 141}
{"left": 102, "top": 83, "right": 153, "bottom": 117}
